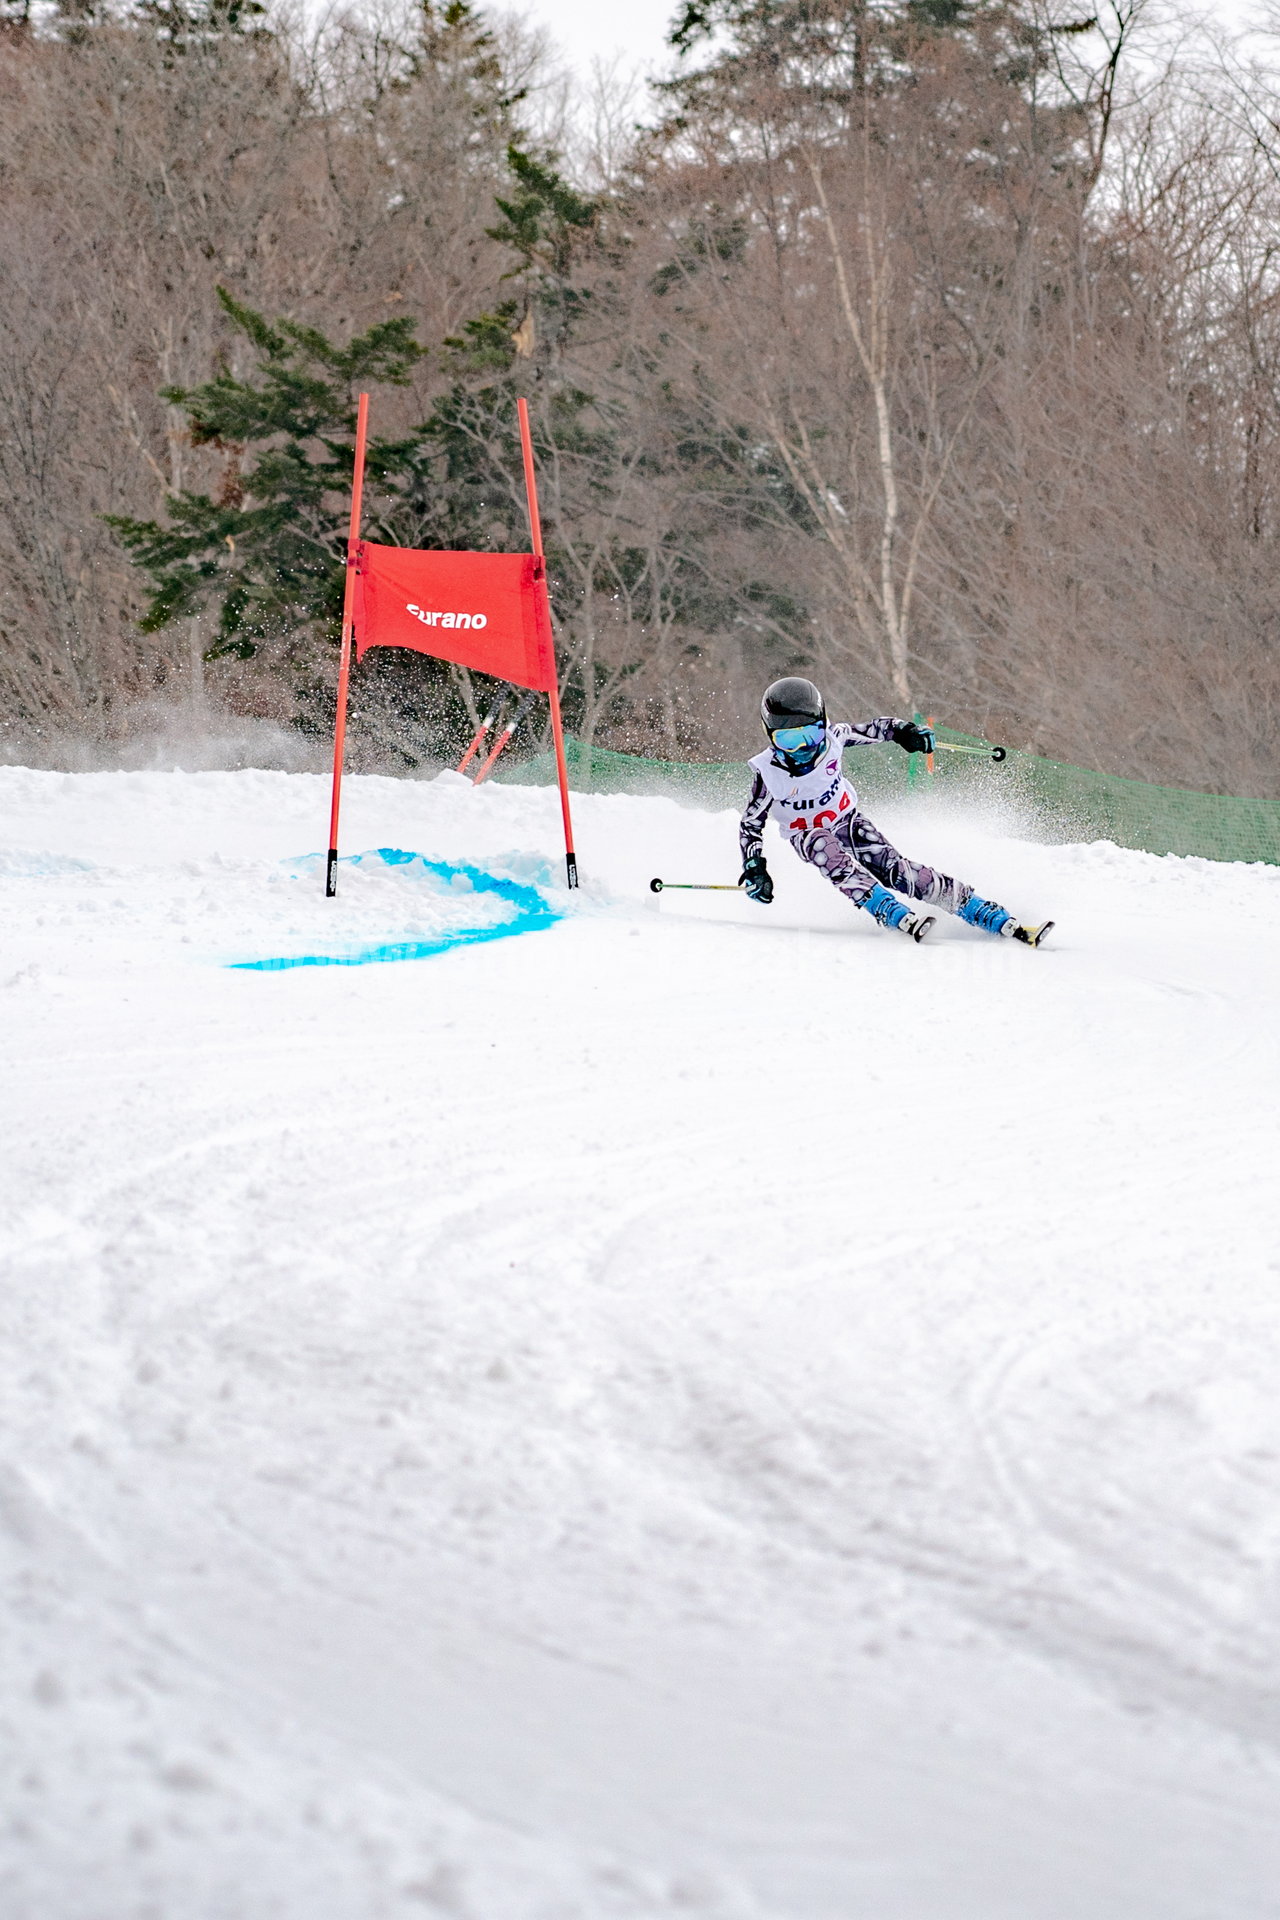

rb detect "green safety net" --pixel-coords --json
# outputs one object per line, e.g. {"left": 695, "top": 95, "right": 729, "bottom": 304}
{"left": 494, "top": 729, "right": 1280, "bottom": 866}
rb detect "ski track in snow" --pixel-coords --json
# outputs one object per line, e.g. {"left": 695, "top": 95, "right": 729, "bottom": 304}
{"left": 1, "top": 762, "right": 1279, "bottom": 1920}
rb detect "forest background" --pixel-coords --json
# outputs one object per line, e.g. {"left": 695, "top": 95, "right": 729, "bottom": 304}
{"left": 1, "top": 0, "right": 1277, "bottom": 797}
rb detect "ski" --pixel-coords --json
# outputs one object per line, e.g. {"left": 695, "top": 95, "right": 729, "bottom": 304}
{"left": 1012, "top": 920, "right": 1054, "bottom": 948}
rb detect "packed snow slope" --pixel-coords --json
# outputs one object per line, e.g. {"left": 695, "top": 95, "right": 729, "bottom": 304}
{"left": 2, "top": 763, "right": 1279, "bottom": 1920}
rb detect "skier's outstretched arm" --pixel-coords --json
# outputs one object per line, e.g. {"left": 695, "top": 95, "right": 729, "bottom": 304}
{"left": 739, "top": 771, "right": 774, "bottom": 901}
{"left": 843, "top": 716, "right": 935, "bottom": 752}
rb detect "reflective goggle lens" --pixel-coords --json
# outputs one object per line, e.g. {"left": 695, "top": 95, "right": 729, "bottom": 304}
{"left": 771, "top": 724, "right": 824, "bottom": 753}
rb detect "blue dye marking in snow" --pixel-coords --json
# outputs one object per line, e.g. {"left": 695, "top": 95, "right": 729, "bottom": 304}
{"left": 230, "top": 848, "right": 561, "bottom": 972}
{"left": 0, "top": 852, "right": 96, "bottom": 878}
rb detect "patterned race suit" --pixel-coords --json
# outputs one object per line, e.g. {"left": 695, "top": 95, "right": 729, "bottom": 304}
{"left": 739, "top": 720, "right": 975, "bottom": 915}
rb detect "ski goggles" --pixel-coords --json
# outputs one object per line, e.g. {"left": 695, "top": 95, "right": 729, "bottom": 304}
{"left": 770, "top": 723, "right": 825, "bottom": 755}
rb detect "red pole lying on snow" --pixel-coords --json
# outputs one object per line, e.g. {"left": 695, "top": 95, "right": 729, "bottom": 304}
{"left": 517, "top": 396, "right": 578, "bottom": 889}
{"left": 326, "top": 392, "right": 370, "bottom": 898}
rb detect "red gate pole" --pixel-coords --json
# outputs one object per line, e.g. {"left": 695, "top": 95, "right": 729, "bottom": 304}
{"left": 326, "top": 391, "right": 370, "bottom": 897}
{"left": 517, "top": 395, "right": 578, "bottom": 889}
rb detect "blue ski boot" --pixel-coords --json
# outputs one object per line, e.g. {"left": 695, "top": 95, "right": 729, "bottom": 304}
{"left": 959, "top": 893, "right": 1015, "bottom": 936}
{"left": 959, "top": 894, "right": 1055, "bottom": 946}
{"left": 863, "top": 883, "right": 935, "bottom": 943}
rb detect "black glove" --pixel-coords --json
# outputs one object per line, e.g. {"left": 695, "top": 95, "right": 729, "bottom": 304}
{"left": 740, "top": 854, "right": 774, "bottom": 903}
{"left": 892, "top": 719, "right": 935, "bottom": 755}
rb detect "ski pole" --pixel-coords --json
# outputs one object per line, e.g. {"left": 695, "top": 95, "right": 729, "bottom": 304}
{"left": 650, "top": 878, "right": 745, "bottom": 893}
{"left": 932, "top": 740, "right": 1007, "bottom": 763}
{"left": 456, "top": 696, "right": 507, "bottom": 774}
{"left": 473, "top": 690, "right": 537, "bottom": 785}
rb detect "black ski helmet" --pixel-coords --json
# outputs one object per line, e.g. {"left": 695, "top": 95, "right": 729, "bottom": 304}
{"left": 761, "top": 677, "right": 825, "bottom": 737}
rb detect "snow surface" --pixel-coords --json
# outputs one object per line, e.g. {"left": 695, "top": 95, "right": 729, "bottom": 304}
{"left": 2, "top": 762, "right": 1279, "bottom": 1920}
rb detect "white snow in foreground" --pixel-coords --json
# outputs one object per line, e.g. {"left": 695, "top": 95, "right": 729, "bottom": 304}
{"left": 1, "top": 762, "right": 1279, "bottom": 1920}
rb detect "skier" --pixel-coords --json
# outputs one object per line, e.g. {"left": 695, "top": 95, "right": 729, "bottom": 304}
{"left": 740, "top": 678, "right": 1052, "bottom": 945}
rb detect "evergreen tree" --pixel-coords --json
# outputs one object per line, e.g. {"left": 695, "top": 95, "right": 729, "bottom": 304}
{"left": 401, "top": 0, "right": 525, "bottom": 128}
{"left": 409, "top": 146, "right": 598, "bottom": 524}
{"left": 107, "top": 289, "right": 426, "bottom": 661}
{"left": 428, "top": 143, "right": 804, "bottom": 749}
{"left": 659, "top": 0, "right": 1109, "bottom": 178}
